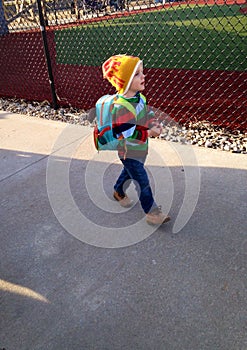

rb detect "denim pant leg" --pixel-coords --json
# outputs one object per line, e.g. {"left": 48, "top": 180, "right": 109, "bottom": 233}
{"left": 120, "top": 157, "right": 157, "bottom": 214}
{"left": 114, "top": 166, "right": 131, "bottom": 196}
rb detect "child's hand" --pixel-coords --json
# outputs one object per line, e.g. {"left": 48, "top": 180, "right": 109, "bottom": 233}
{"left": 148, "top": 125, "right": 162, "bottom": 138}
{"left": 150, "top": 119, "right": 161, "bottom": 128}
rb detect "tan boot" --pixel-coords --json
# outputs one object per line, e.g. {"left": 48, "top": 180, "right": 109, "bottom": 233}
{"left": 113, "top": 191, "right": 133, "bottom": 208}
{"left": 146, "top": 206, "right": 170, "bottom": 225}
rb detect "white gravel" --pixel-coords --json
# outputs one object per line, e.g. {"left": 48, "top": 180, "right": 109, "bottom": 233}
{"left": 1, "top": 97, "right": 246, "bottom": 154}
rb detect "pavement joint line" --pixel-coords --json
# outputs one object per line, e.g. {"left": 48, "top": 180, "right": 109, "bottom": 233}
{"left": 0, "top": 135, "right": 84, "bottom": 183}
{"left": 0, "top": 153, "right": 50, "bottom": 183}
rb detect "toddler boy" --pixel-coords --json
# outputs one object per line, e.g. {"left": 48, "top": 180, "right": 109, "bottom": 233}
{"left": 102, "top": 54, "right": 170, "bottom": 225}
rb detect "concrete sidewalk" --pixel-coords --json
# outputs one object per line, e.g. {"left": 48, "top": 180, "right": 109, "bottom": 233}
{"left": 1, "top": 111, "right": 247, "bottom": 350}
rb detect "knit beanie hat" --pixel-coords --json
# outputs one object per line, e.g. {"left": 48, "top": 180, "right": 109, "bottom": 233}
{"left": 102, "top": 55, "right": 142, "bottom": 95}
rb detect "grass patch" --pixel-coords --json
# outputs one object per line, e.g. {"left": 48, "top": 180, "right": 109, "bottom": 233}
{"left": 55, "top": 4, "right": 247, "bottom": 71}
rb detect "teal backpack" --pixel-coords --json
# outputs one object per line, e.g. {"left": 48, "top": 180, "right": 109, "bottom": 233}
{"left": 93, "top": 94, "right": 137, "bottom": 151}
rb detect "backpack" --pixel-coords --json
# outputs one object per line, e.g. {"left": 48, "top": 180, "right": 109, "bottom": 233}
{"left": 93, "top": 94, "right": 136, "bottom": 151}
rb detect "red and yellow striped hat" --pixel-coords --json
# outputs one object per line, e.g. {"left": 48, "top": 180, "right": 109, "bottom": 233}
{"left": 102, "top": 55, "right": 142, "bottom": 95}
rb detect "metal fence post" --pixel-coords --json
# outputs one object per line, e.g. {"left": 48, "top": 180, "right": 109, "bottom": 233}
{"left": 37, "top": 0, "right": 58, "bottom": 109}
{"left": 0, "top": 0, "right": 9, "bottom": 36}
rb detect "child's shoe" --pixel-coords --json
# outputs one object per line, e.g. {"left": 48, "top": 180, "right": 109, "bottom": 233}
{"left": 146, "top": 206, "right": 170, "bottom": 225}
{"left": 113, "top": 191, "right": 133, "bottom": 208}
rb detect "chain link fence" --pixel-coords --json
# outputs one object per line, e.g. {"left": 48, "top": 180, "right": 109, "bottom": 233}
{"left": 0, "top": 0, "right": 246, "bottom": 131}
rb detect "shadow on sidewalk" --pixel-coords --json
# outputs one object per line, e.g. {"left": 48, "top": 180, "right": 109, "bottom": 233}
{"left": 0, "top": 145, "right": 246, "bottom": 349}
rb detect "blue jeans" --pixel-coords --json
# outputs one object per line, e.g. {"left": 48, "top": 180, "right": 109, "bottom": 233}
{"left": 114, "top": 156, "right": 157, "bottom": 214}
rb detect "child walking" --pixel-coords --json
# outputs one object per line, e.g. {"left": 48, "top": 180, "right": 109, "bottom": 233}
{"left": 102, "top": 54, "right": 170, "bottom": 225}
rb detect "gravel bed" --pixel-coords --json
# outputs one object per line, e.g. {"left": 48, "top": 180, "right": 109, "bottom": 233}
{"left": 1, "top": 97, "right": 246, "bottom": 154}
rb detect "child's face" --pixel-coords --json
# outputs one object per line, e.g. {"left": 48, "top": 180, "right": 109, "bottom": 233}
{"left": 125, "top": 63, "right": 145, "bottom": 97}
